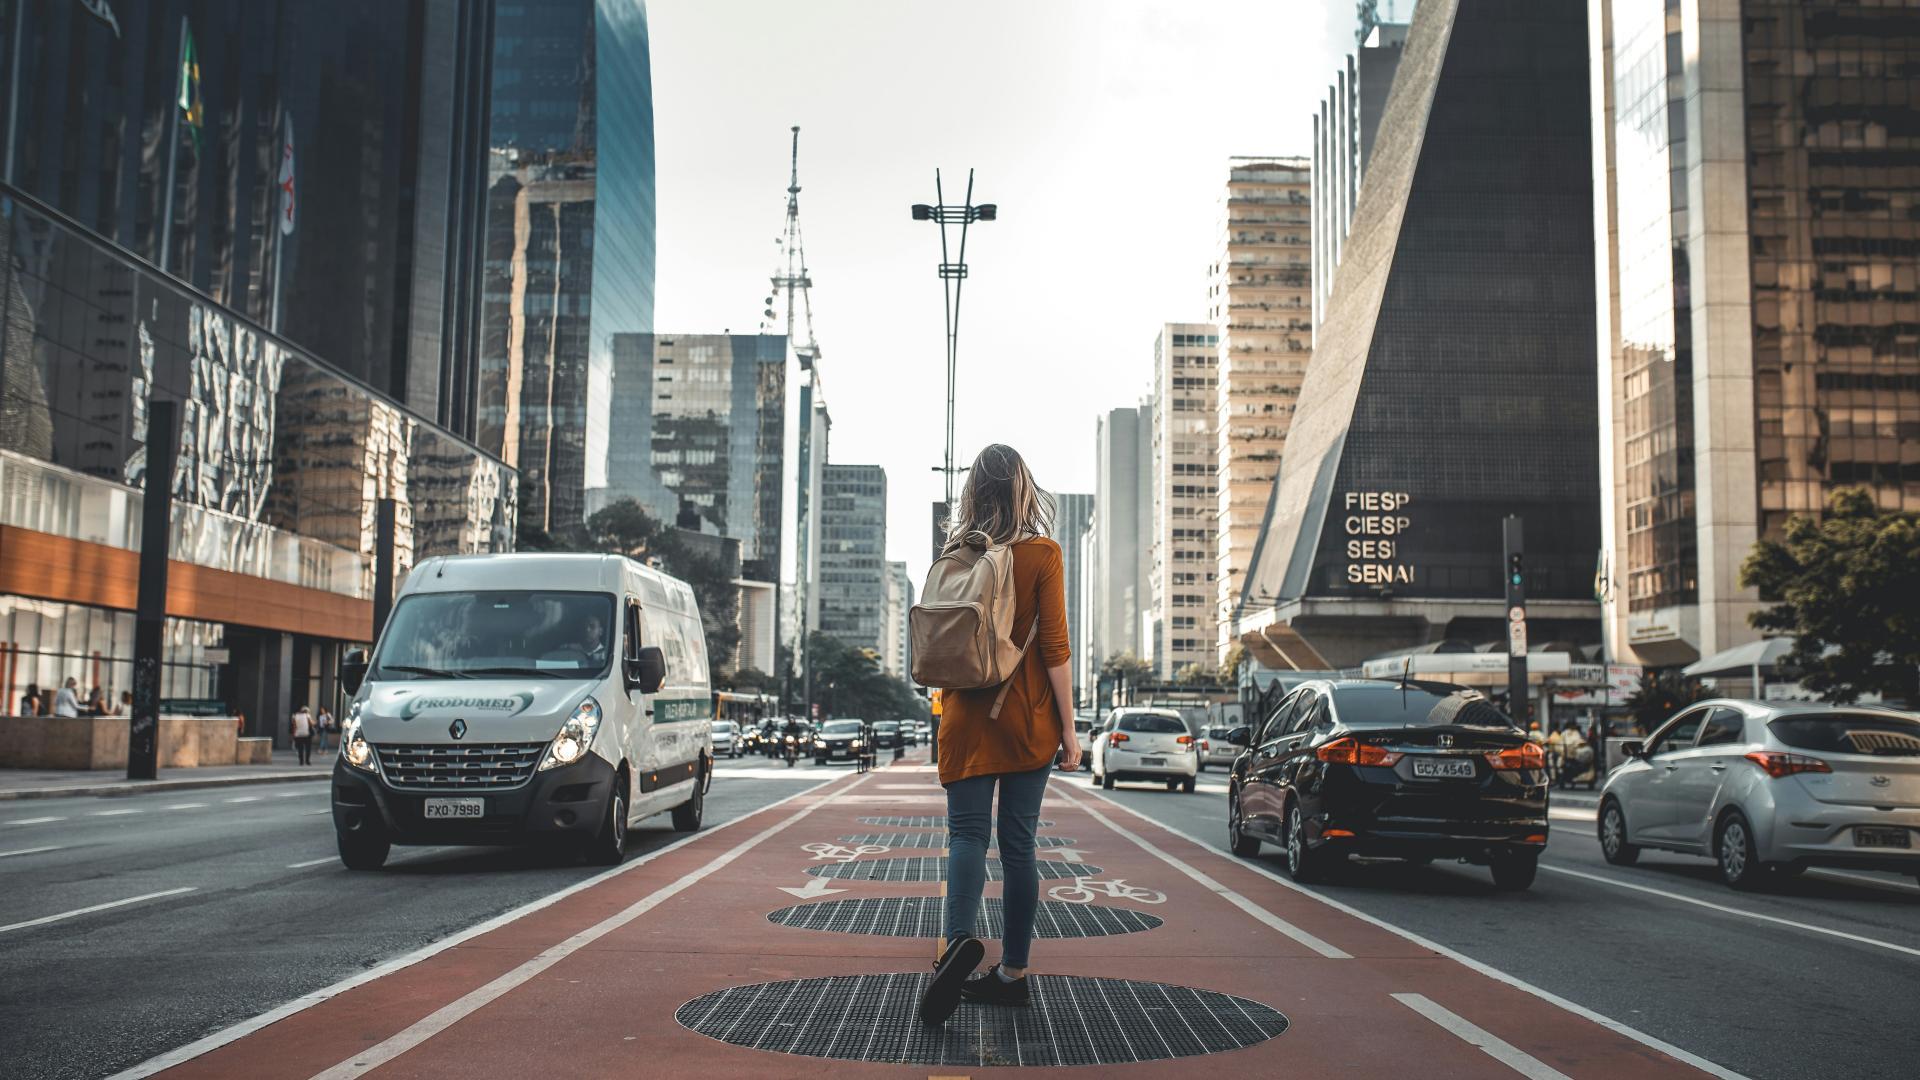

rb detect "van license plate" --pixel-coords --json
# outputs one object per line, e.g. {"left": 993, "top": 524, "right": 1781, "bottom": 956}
{"left": 1412, "top": 758, "right": 1476, "bottom": 779}
{"left": 1855, "top": 826, "right": 1910, "bottom": 849}
{"left": 424, "top": 798, "right": 484, "bottom": 820}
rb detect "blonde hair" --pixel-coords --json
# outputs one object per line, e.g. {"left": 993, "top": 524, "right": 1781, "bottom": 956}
{"left": 942, "top": 443, "right": 1056, "bottom": 552}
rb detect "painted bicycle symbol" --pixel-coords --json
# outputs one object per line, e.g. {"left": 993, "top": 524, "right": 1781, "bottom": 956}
{"left": 1046, "top": 877, "right": 1166, "bottom": 905}
{"left": 802, "top": 842, "right": 889, "bottom": 862}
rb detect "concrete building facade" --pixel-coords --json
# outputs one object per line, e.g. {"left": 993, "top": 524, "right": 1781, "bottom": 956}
{"left": 882, "top": 561, "right": 913, "bottom": 682}
{"left": 818, "top": 464, "right": 887, "bottom": 657}
{"left": 1090, "top": 406, "right": 1153, "bottom": 674}
{"left": 1312, "top": 23, "right": 1409, "bottom": 334}
{"left": 1052, "top": 492, "right": 1094, "bottom": 702}
{"left": 1209, "top": 157, "right": 1313, "bottom": 663}
{"left": 1150, "top": 325, "right": 1220, "bottom": 677}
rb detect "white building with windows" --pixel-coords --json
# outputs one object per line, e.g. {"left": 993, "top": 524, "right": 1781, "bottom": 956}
{"left": 1149, "top": 324, "right": 1220, "bottom": 677}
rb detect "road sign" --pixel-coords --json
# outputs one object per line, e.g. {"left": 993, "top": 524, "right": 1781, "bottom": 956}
{"left": 1507, "top": 606, "right": 1524, "bottom": 623}
{"left": 1508, "top": 618, "right": 1528, "bottom": 658}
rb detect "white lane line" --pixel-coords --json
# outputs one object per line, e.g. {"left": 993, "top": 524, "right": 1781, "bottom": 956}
{"left": 1054, "top": 790, "right": 1350, "bottom": 959}
{"left": 287, "top": 857, "right": 338, "bottom": 869}
{"left": 1074, "top": 783, "right": 1751, "bottom": 1080}
{"left": 1808, "top": 868, "right": 1920, "bottom": 895}
{"left": 275, "top": 791, "right": 313, "bottom": 798}
{"left": 306, "top": 771, "right": 871, "bottom": 1080}
{"left": 165, "top": 803, "right": 208, "bottom": 810}
{"left": 105, "top": 774, "right": 844, "bottom": 1080}
{"left": 0, "top": 846, "right": 63, "bottom": 860}
{"left": 0, "top": 887, "right": 197, "bottom": 934}
{"left": 4, "top": 816, "right": 65, "bottom": 826}
{"left": 305, "top": 809, "right": 332, "bottom": 816}
{"left": 1393, "top": 993, "right": 1573, "bottom": 1079}
{"left": 1540, "top": 864, "right": 1920, "bottom": 959}
{"left": 225, "top": 796, "right": 264, "bottom": 804}
{"left": 91, "top": 809, "right": 142, "bottom": 817}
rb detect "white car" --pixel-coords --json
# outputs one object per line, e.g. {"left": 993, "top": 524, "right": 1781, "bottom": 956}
{"left": 1199, "top": 724, "right": 1240, "bottom": 771}
{"left": 1598, "top": 699, "right": 1920, "bottom": 889}
{"left": 712, "top": 721, "right": 741, "bottom": 757}
{"left": 1090, "top": 708, "right": 1199, "bottom": 792}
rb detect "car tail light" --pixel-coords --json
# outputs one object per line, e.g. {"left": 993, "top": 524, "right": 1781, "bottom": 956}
{"left": 1109, "top": 732, "right": 1130, "bottom": 745}
{"left": 1200, "top": 740, "right": 1211, "bottom": 752}
{"left": 1324, "top": 828, "right": 1354, "bottom": 837}
{"left": 1486, "top": 743, "right": 1545, "bottom": 770}
{"left": 1316, "top": 737, "right": 1402, "bottom": 766}
{"left": 1745, "top": 751, "right": 1831, "bottom": 779}
{"left": 1176, "top": 735, "right": 1194, "bottom": 745}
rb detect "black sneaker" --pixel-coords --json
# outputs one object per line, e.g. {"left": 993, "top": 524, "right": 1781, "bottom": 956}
{"left": 918, "top": 936, "right": 985, "bottom": 1025}
{"left": 960, "top": 964, "right": 1031, "bottom": 1006}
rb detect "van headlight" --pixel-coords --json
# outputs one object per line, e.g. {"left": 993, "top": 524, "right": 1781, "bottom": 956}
{"left": 341, "top": 703, "right": 376, "bottom": 772}
{"left": 540, "top": 698, "right": 602, "bottom": 771}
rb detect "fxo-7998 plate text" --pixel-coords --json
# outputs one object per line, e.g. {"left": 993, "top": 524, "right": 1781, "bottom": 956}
{"left": 424, "top": 798, "right": 485, "bottom": 820}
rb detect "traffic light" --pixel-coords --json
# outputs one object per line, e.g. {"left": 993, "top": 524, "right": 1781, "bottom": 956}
{"left": 1508, "top": 552, "right": 1524, "bottom": 588}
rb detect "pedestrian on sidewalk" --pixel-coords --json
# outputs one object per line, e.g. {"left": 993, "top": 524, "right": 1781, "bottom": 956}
{"left": 85, "top": 684, "right": 107, "bottom": 716}
{"left": 316, "top": 706, "right": 336, "bottom": 753}
{"left": 918, "top": 444, "right": 1082, "bottom": 1025}
{"left": 290, "top": 705, "right": 315, "bottom": 765}
{"left": 53, "top": 677, "right": 81, "bottom": 718}
{"left": 19, "top": 683, "right": 41, "bottom": 717}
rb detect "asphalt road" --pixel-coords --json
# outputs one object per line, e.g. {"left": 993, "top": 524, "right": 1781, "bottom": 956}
{"left": 0, "top": 755, "right": 833, "bottom": 1080}
{"left": 1062, "top": 769, "right": 1920, "bottom": 1080}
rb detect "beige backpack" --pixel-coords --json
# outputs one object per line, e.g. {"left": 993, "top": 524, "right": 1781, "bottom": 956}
{"left": 910, "top": 540, "right": 1037, "bottom": 719}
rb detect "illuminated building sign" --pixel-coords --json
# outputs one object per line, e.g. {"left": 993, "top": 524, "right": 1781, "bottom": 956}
{"left": 1343, "top": 491, "right": 1414, "bottom": 585}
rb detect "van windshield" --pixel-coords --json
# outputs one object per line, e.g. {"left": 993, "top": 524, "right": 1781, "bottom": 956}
{"left": 371, "top": 591, "right": 616, "bottom": 680}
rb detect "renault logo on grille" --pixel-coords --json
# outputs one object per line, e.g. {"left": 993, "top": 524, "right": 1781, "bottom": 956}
{"left": 449, "top": 718, "right": 467, "bottom": 741}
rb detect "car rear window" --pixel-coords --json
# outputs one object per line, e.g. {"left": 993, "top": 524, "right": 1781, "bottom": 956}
{"left": 1332, "top": 685, "right": 1515, "bottom": 729}
{"left": 822, "top": 720, "right": 863, "bottom": 734}
{"left": 1118, "top": 714, "right": 1186, "bottom": 734}
{"left": 1770, "top": 715, "right": 1920, "bottom": 757}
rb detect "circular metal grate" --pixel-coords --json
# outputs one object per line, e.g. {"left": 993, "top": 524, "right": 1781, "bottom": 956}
{"left": 837, "top": 832, "right": 1077, "bottom": 850}
{"left": 767, "top": 896, "right": 1161, "bottom": 938}
{"left": 807, "top": 857, "right": 1102, "bottom": 882}
{"left": 676, "top": 973, "right": 1288, "bottom": 1066}
{"left": 857, "top": 816, "right": 1055, "bottom": 828}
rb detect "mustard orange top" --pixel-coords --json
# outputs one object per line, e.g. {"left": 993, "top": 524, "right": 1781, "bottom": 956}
{"left": 936, "top": 536, "right": 1072, "bottom": 785}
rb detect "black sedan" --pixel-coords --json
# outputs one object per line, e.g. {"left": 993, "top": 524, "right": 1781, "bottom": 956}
{"left": 1224, "top": 679, "right": 1548, "bottom": 890}
{"left": 871, "top": 721, "right": 902, "bottom": 750}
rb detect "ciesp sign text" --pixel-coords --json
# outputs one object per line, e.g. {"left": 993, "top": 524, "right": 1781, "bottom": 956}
{"left": 1344, "top": 491, "right": 1414, "bottom": 585}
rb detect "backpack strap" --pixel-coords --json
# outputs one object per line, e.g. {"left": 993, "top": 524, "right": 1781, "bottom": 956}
{"left": 986, "top": 618, "right": 1041, "bottom": 721}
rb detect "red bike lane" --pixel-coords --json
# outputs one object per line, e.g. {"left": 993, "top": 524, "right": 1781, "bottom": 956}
{"left": 142, "top": 756, "right": 1735, "bottom": 1079}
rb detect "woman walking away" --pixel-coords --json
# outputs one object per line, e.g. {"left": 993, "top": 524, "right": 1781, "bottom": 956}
{"left": 918, "top": 444, "right": 1081, "bottom": 1025}
{"left": 290, "top": 705, "right": 315, "bottom": 765}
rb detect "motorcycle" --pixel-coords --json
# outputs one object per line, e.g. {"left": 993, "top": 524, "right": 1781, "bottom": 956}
{"left": 782, "top": 734, "right": 799, "bottom": 767}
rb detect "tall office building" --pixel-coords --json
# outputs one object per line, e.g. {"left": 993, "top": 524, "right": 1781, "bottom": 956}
{"left": 477, "top": 0, "right": 656, "bottom": 534}
{"left": 1090, "top": 406, "right": 1153, "bottom": 670}
{"left": 1238, "top": 0, "right": 1600, "bottom": 670}
{"left": 0, "top": 2, "right": 512, "bottom": 741}
{"left": 1590, "top": 0, "right": 1920, "bottom": 668}
{"left": 1312, "top": 23, "right": 1409, "bottom": 333}
{"left": 819, "top": 464, "right": 888, "bottom": 656}
{"left": 882, "top": 561, "right": 913, "bottom": 681}
{"left": 1052, "top": 492, "right": 1094, "bottom": 701}
{"left": 1150, "top": 325, "right": 1221, "bottom": 677}
{"left": 1208, "top": 157, "right": 1313, "bottom": 663}
{"left": 602, "top": 333, "right": 785, "bottom": 579}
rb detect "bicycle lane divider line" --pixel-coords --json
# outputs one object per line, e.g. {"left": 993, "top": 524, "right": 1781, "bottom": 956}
{"left": 1051, "top": 789, "right": 1350, "bottom": 959}
{"left": 303, "top": 770, "right": 876, "bottom": 1080}
{"left": 1072, "top": 782, "right": 1751, "bottom": 1080}
{"left": 1393, "top": 993, "right": 1572, "bottom": 1080}
{"left": 112, "top": 774, "right": 846, "bottom": 1080}
{"left": 1, "top": 887, "right": 197, "bottom": 934}
{"left": 1539, "top": 863, "right": 1920, "bottom": 960}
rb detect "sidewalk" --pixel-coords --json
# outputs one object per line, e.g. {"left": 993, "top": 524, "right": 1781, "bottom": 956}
{"left": 124, "top": 752, "right": 1732, "bottom": 1079}
{"left": 0, "top": 751, "right": 329, "bottom": 800}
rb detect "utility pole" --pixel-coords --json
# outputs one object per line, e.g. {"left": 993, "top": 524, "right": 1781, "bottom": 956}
{"left": 129, "top": 401, "right": 179, "bottom": 781}
{"left": 910, "top": 172, "right": 997, "bottom": 512}
{"left": 1504, "top": 515, "right": 1529, "bottom": 726}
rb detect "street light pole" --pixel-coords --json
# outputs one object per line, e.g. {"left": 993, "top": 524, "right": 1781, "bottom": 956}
{"left": 911, "top": 171, "right": 997, "bottom": 511}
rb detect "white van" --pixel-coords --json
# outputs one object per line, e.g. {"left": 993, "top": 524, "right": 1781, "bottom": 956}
{"left": 329, "top": 553, "right": 713, "bottom": 869}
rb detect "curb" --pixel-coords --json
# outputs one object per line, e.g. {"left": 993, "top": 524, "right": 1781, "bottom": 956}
{"left": 0, "top": 770, "right": 329, "bottom": 801}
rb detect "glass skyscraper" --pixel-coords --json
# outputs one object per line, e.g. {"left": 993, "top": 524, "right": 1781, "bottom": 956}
{"left": 478, "top": 0, "right": 656, "bottom": 534}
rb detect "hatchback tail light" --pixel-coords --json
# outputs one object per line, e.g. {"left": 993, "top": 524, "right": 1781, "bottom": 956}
{"left": 1486, "top": 743, "right": 1545, "bottom": 770}
{"left": 1316, "top": 736, "right": 1401, "bottom": 766}
{"left": 1109, "top": 732, "right": 1130, "bottom": 745}
{"left": 1745, "top": 751, "right": 1831, "bottom": 779}
{"left": 1176, "top": 735, "right": 1194, "bottom": 745}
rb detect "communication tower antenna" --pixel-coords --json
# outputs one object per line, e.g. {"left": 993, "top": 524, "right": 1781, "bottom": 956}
{"left": 767, "top": 125, "right": 821, "bottom": 370}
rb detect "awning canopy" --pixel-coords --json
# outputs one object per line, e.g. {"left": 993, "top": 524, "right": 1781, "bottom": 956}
{"left": 1681, "top": 637, "right": 1796, "bottom": 678}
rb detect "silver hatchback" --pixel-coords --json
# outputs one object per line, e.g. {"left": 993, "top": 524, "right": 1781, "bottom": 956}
{"left": 1597, "top": 699, "right": 1920, "bottom": 889}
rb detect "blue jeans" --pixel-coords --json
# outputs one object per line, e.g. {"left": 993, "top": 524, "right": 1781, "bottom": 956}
{"left": 943, "top": 764, "right": 1051, "bottom": 969}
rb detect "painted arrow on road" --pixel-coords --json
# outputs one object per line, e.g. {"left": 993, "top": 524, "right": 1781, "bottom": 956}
{"left": 777, "top": 877, "right": 848, "bottom": 900}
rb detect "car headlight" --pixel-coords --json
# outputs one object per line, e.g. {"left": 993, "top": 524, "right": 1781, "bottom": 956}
{"left": 341, "top": 703, "right": 376, "bottom": 772}
{"left": 852, "top": 738, "right": 864, "bottom": 747}
{"left": 539, "top": 698, "right": 602, "bottom": 771}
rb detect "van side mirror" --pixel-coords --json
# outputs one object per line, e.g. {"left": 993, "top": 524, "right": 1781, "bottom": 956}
{"left": 339, "top": 648, "right": 370, "bottom": 697}
{"left": 1620, "top": 740, "right": 1644, "bottom": 759}
{"left": 1226, "top": 725, "right": 1251, "bottom": 747}
{"left": 629, "top": 646, "right": 666, "bottom": 695}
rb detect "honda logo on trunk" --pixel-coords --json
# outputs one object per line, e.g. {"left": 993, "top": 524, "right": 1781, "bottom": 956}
{"left": 1438, "top": 734, "right": 1454, "bottom": 748}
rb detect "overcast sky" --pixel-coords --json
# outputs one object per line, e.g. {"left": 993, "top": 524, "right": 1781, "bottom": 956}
{"left": 650, "top": 0, "right": 1372, "bottom": 581}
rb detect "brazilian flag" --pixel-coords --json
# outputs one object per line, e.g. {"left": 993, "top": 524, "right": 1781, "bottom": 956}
{"left": 178, "top": 21, "right": 203, "bottom": 154}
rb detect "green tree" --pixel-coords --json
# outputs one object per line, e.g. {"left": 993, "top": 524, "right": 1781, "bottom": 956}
{"left": 585, "top": 499, "right": 662, "bottom": 560}
{"left": 1625, "top": 669, "right": 1709, "bottom": 732}
{"left": 809, "top": 632, "right": 928, "bottom": 722}
{"left": 1100, "top": 652, "right": 1153, "bottom": 683}
{"left": 1740, "top": 487, "right": 1920, "bottom": 704}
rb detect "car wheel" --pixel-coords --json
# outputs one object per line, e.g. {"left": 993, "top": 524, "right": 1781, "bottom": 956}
{"left": 1284, "top": 800, "right": 1327, "bottom": 883}
{"left": 670, "top": 767, "right": 706, "bottom": 832}
{"left": 1166, "top": 778, "right": 1180, "bottom": 792}
{"left": 1715, "top": 810, "right": 1766, "bottom": 891}
{"left": 587, "top": 780, "right": 631, "bottom": 864}
{"left": 1489, "top": 849, "right": 1538, "bottom": 891}
{"left": 1598, "top": 798, "right": 1639, "bottom": 866}
{"left": 336, "top": 827, "right": 389, "bottom": 871}
{"left": 1182, "top": 776, "right": 1197, "bottom": 794}
{"left": 1101, "top": 771, "right": 1115, "bottom": 790}
{"left": 1228, "top": 787, "right": 1260, "bottom": 857}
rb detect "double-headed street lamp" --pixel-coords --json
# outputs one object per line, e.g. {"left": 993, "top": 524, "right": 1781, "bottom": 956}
{"left": 911, "top": 170, "right": 996, "bottom": 512}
